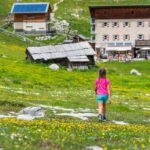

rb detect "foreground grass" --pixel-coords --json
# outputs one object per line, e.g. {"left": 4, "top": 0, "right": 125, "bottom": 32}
{"left": 0, "top": 29, "right": 150, "bottom": 149}
{"left": 0, "top": 118, "right": 149, "bottom": 150}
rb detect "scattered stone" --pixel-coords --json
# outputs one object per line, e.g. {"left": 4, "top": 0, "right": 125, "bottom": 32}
{"left": 79, "top": 9, "right": 85, "bottom": 14}
{"left": 85, "top": 146, "right": 103, "bottom": 150}
{"left": 0, "top": 107, "right": 44, "bottom": 120}
{"left": 67, "top": 68, "right": 72, "bottom": 72}
{"left": 0, "top": 54, "right": 7, "bottom": 58}
{"left": 17, "top": 115, "right": 35, "bottom": 120}
{"left": 123, "top": 102, "right": 128, "bottom": 105}
{"left": 111, "top": 120, "right": 129, "bottom": 125}
{"left": 38, "top": 104, "right": 75, "bottom": 113}
{"left": 20, "top": 107, "right": 45, "bottom": 117}
{"left": 143, "top": 119, "right": 150, "bottom": 122}
{"left": 130, "top": 69, "right": 141, "bottom": 76}
{"left": 78, "top": 108, "right": 91, "bottom": 113}
{"left": 0, "top": 115, "right": 15, "bottom": 118}
{"left": 143, "top": 108, "right": 150, "bottom": 111}
{"left": 145, "top": 93, "right": 150, "bottom": 96}
{"left": 56, "top": 112, "right": 97, "bottom": 120}
{"left": 49, "top": 64, "right": 59, "bottom": 70}
{"left": 35, "top": 36, "right": 55, "bottom": 41}
{"left": 71, "top": 13, "right": 79, "bottom": 18}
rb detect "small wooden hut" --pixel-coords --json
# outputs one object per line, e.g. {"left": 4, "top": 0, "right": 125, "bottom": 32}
{"left": 26, "top": 42, "right": 96, "bottom": 69}
{"left": 11, "top": 3, "right": 52, "bottom": 34}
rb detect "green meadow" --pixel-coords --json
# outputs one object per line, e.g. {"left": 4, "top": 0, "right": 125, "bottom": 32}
{"left": 0, "top": 0, "right": 150, "bottom": 149}
{"left": 0, "top": 31, "right": 150, "bottom": 149}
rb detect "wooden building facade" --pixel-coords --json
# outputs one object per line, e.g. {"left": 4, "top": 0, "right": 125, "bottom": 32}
{"left": 11, "top": 3, "right": 52, "bottom": 34}
{"left": 89, "top": 5, "right": 150, "bottom": 59}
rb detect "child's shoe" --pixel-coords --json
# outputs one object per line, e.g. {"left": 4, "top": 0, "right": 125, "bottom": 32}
{"left": 103, "top": 116, "right": 107, "bottom": 121}
{"left": 98, "top": 114, "right": 103, "bottom": 122}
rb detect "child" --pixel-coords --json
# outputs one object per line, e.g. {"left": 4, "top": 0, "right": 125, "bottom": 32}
{"left": 95, "top": 68, "right": 111, "bottom": 122}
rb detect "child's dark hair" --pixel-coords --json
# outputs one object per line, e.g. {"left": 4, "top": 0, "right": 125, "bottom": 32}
{"left": 99, "top": 68, "right": 106, "bottom": 78}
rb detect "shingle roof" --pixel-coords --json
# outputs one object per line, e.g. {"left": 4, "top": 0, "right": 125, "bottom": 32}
{"left": 11, "top": 3, "right": 50, "bottom": 14}
{"left": 26, "top": 42, "right": 96, "bottom": 62}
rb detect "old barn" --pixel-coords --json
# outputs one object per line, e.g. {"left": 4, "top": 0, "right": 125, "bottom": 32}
{"left": 11, "top": 3, "right": 52, "bottom": 34}
{"left": 26, "top": 42, "right": 96, "bottom": 69}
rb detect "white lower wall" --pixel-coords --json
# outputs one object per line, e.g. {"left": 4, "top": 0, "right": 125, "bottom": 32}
{"left": 14, "top": 22, "right": 23, "bottom": 30}
{"left": 14, "top": 22, "right": 47, "bottom": 32}
{"left": 23, "top": 22, "right": 47, "bottom": 31}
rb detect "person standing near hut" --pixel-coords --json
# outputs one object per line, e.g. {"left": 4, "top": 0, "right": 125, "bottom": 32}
{"left": 95, "top": 68, "right": 111, "bottom": 122}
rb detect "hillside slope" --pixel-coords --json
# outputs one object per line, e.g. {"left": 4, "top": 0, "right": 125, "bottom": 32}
{"left": 0, "top": 31, "right": 150, "bottom": 149}
{"left": 1, "top": 0, "right": 150, "bottom": 36}
{"left": 0, "top": 1, "right": 150, "bottom": 149}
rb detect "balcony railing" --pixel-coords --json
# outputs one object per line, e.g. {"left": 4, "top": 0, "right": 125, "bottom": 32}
{"left": 91, "top": 18, "right": 95, "bottom": 24}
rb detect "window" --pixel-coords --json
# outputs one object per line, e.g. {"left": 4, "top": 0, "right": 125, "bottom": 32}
{"left": 91, "top": 35, "right": 95, "bottom": 42}
{"left": 102, "top": 22, "right": 109, "bottom": 27}
{"left": 113, "top": 35, "right": 119, "bottom": 41}
{"left": 112, "top": 22, "right": 119, "bottom": 27}
{"left": 137, "top": 21, "right": 144, "bottom": 27}
{"left": 123, "top": 22, "right": 130, "bottom": 27}
{"left": 137, "top": 34, "right": 144, "bottom": 40}
{"left": 26, "top": 26, "right": 33, "bottom": 28}
{"left": 123, "top": 34, "right": 130, "bottom": 41}
{"left": 107, "top": 43, "right": 115, "bottom": 47}
{"left": 103, "top": 35, "right": 109, "bottom": 41}
{"left": 124, "top": 42, "right": 132, "bottom": 46}
{"left": 27, "top": 16, "right": 36, "bottom": 19}
{"left": 116, "top": 42, "right": 123, "bottom": 46}
{"left": 91, "top": 25, "right": 95, "bottom": 32}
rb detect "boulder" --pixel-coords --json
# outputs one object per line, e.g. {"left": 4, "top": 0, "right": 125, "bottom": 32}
{"left": 85, "top": 146, "right": 103, "bottom": 150}
{"left": 49, "top": 64, "right": 59, "bottom": 70}
{"left": 130, "top": 69, "right": 141, "bottom": 76}
{"left": 20, "top": 107, "right": 44, "bottom": 117}
{"left": 67, "top": 68, "right": 72, "bottom": 72}
{"left": 17, "top": 114, "right": 35, "bottom": 120}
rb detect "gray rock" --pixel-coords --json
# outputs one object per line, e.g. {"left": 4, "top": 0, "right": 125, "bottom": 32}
{"left": 130, "top": 69, "right": 141, "bottom": 76}
{"left": 49, "top": 64, "right": 59, "bottom": 70}
{"left": 20, "top": 107, "right": 44, "bottom": 117}
{"left": 85, "top": 146, "right": 103, "bottom": 150}
{"left": 67, "top": 68, "right": 72, "bottom": 72}
{"left": 17, "top": 114, "right": 35, "bottom": 120}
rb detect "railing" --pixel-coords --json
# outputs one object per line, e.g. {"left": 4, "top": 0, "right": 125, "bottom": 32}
{"left": 15, "top": 29, "right": 56, "bottom": 36}
{"left": 0, "top": 28, "right": 46, "bottom": 46}
{"left": 107, "top": 42, "right": 133, "bottom": 47}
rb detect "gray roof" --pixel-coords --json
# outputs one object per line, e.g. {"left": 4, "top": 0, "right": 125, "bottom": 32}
{"left": 27, "top": 42, "right": 96, "bottom": 62}
{"left": 78, "top": 34, "right": 90, "bottom": 40}
{"left": 68, "top": 56, "right": 89, "bottom": 62}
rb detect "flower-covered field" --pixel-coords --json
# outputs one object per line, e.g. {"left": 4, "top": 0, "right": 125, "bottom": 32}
{"left": 0, "top": 22, "right": 150, "bottom": 149}
{"left": 0, "top": 118, "right": 150, "bottom": 150}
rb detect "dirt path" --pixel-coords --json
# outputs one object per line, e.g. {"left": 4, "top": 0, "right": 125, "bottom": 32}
{"left": 51, "top": 0, "right": 64, "bottom": 21}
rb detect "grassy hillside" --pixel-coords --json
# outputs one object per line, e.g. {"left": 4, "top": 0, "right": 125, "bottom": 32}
{"left": 0, "top": 32, "right": 150, "bottom": 149}
{"left": 1, "top": 0, "right": 150, "bottom": 36}
{"left": 0, "top": 0, "right": 150, "bottom": 149}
